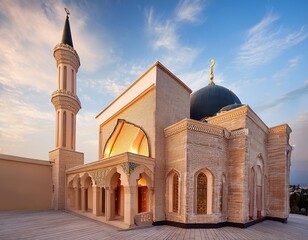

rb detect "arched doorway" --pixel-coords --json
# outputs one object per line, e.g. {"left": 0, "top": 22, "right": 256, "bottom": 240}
{"left": 84, "top": 176, "right": 93, "bottom": 211}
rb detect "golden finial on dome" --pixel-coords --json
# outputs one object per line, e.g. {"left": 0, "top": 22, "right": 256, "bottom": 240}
{"left": 209, "top": 59, "right": 215, "bottom": 85}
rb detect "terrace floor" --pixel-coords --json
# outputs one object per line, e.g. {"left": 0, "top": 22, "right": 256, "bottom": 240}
{"left": 0, "top": 210, "right": 307, "bottom": 239}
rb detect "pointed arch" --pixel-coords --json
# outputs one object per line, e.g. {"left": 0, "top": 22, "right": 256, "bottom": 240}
{"left": 103, "top": 119, "right": 150, "bottom": 158}
{"left": 166, "top": 169, "right": 181, "bottom": 214}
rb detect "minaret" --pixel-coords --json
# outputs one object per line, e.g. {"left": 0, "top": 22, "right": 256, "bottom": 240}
{"left": 49, "top": 9, "right": 84, "bottom": 210}
{"left": 52, "top": 10, "right": 80, "bottom": 149}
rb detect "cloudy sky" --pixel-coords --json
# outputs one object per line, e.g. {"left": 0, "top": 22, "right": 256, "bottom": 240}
{"left": 0, "top": 0, "right": 307, "bottom": 185}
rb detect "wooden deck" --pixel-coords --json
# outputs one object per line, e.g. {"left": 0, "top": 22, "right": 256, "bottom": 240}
{"left": 0, "top": 211, "right": 307, "bottom": 239}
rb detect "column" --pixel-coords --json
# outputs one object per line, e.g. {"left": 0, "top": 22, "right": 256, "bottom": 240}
{"left": 148, "top": 187, "right": 154, "bottom": 213}
{"left": 81, "top": 187, "right": 86, "bottom": 212}
{"left": 74, "top": 187, "right": 81, "bottom": 210}
{"left": 92, "top": 186, "right": 101, "bottom": 216}
{"left": 105, "top": 187, "right": 112, "bottom": 221}
{"left": 124, "top": 186, "right": 136, "bottom": 227}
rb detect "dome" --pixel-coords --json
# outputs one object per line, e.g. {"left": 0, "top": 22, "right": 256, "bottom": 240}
{"left": 190, "top": 84, "right": 242, "bottom": 120}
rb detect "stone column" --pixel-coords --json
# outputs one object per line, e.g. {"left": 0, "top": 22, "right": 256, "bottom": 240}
{"left": 74, "top": 187, "right": 81, "bottom": 210}
{"left": 81, "top": 187, "right": 86, "bottom": 212}
{"left": 105, "top": 187, "right": 112, "bottom": 221}
{"left": 92, "top": 186, "right": 101, "bottom": 216}
{"left": 124, "top": 186, "right": 136, "bottom": 227}
{"left": 148, "top": 187, "right": 154, "bottom": 213}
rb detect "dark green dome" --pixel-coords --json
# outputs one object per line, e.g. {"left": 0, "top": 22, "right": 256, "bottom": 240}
{"left": 190, "top": 84, "right": 241, "bottom": 120}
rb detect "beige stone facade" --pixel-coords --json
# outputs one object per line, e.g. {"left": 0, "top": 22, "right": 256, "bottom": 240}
{"left": 62, "top": 60, "right": 291, "bottom": 228}
{"left": 0, "top": 15, "right": 292, "bottom": 230}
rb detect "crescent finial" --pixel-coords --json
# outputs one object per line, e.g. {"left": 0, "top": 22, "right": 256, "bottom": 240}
{"left": 65, "top": 8, "right": 70, "bottom": 17}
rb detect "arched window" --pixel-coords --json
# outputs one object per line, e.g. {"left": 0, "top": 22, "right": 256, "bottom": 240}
{"left": 197, "top": 172, "right": 207, "bottom": 214}
{"left": 103, "top": 119, "right": 150, "bottom": 158}
{"left": 71, "top": 69, "right": 74, "bottom": 94}
{"left": 172, "top": 174, "right": 179, "bottom": 212}
{"left": 63, "top": 111, "right": 66, "bottom": 147}
{"left": 63, "top": 66, "right": 67, "bottom": 90}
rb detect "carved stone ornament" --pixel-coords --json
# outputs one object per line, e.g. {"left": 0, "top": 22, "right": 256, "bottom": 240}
{"left": 229, "top": 128, "right": 249, "bottom": 139}
{"left": 165, "top": 120, "right": 227, "bottom": 138}
{"left": 51, "top": 92, "right": 81, "bottom": 113}
{"left": 88, "top": 167, "right": 112, "bottom": 187}
{"left": 120, "top": 162, "right": 139, "bottom": 177}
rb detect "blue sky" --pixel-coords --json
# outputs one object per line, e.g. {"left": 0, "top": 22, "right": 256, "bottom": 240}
{"left": 0, "top": 0, "right": 307, "bottom": 185}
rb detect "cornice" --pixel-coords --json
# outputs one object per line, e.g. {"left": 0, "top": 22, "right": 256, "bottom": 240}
{"left": 164, "top": 118, "right": 229, "bottom": 138}
{"left": 269, "top": 124, "right": 292, "bottom": 135}
{"left": 165, "top": 118, "right": 249, "bottom": 140}
{"left": 66, "top": 152, "right": 155, "bottom": 174}
{"left": 207, "top": 105, "right": 248, "bottom": 124}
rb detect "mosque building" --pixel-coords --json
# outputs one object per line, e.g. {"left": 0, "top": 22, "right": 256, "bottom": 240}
{"left": 0, "top": 12, "right": 292, "bottom": 229}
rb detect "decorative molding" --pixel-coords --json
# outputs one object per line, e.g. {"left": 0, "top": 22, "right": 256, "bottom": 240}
{"left": 67, "top": 174, "right": 76, "bottom": 185}
{"left": 143, "top": 165, "right": 153, "bottom": 179}
{"left": 51, "top": 93, "right": 81, "bottom": 113}
{"left": 88, "top": 167, "right": 112, "bottom": 187}
{"left": 53, "top": 44, "right": 80, "bottom": 70}
{"left": 120, "top": 162, "right": 139, "bottom": 177}
{"left": 165, "top": 119, "right": 228, "bottom": 138}
{"left": 269, "top": 124, "right": 291, "bottom": 135}
{"left": 208, "top": 106, "right": 248, "bottom": 124}
{"left": 229, "top": 128, "right": 249, "bottom": 139}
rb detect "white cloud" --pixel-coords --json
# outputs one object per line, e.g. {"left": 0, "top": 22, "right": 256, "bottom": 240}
{"left": 145, "top": 5, "right": 205, "bottom": 72}
{"left": 272, "top": 56, "right": 301, "bottom": 81}
{"left": 81, "top": 62, "right": 148, "bottom": 97}
{"left": 145, "top": 8, "right": 178, "bottom": 51}
{"left": 176, "top": 0, "right": 205, "bottom": 23}
{"left": 235, "top": 13, "right": 308, "bottom": 68}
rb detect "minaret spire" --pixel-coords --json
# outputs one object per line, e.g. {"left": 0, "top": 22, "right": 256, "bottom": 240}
{"left": 61, "top": 8, "right": 74, "bottom": 47}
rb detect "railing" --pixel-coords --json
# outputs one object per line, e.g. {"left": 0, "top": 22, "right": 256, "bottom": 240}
{"left": 134, "top": 211, "right": 153, "bottom": 226}
{"left": 51, "top": 89, "right": 81, "bottom": 104}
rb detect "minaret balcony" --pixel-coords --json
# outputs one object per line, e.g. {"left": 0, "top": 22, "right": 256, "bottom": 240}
{"left": 51, "top": 89, "right": 81, "bottom": 113}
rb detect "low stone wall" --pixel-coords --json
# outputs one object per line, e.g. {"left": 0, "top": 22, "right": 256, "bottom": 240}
{"left": 0, "top": 154, "right": 52, "bottom": 211}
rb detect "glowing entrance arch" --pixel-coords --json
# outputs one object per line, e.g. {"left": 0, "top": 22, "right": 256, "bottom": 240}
{"left": 103, "top": 119, "right": 150, "bottom": 158}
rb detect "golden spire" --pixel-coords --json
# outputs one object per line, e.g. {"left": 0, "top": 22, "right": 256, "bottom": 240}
{"left": 209, "top": 59, "right": 215, "bottom": 85}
